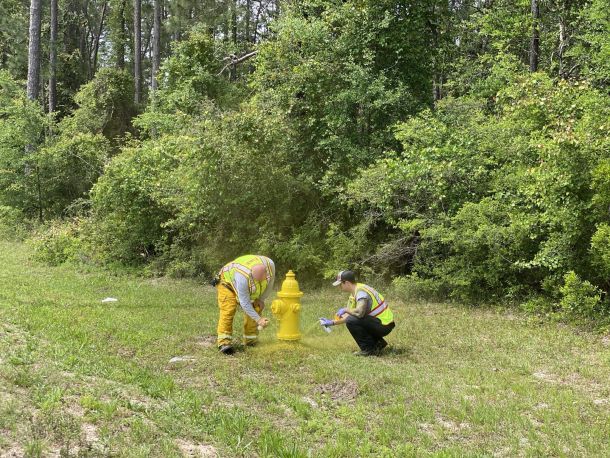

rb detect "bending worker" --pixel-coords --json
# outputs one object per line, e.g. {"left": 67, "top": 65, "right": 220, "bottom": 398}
{"left": 321, "top": 270, "right": 395, "bottom": 356}
{"left": 214, "top": 255, "right": 275, "bottom": 355}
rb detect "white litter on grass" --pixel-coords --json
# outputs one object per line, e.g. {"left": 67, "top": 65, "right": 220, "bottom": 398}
{"left": 101, "top": 297, "right": 118, "bottom": 303}
{"left": 169, "top": 356, "right": 196, "bottom": 364}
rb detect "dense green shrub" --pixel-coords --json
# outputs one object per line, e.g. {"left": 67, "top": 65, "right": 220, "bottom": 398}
{"left": 0, "top": 205, "right": 28, "bottom": 239}
{"left": 28, "top": 219, "right": 84, "bottom": 265}
{"left": 558, "top": 271, "right": 604, "bottom": 321}
{"left": 0, "top": 71, "right": 47, "bottom": 216}
{"left": 348, "top": 69, "right": 610, "bottom": 312}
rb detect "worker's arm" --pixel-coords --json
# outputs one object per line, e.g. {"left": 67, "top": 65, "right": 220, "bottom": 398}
{"left": 327, "top": 298, "right": 369, "bottom": 327}
{"left": 233, "top": 272, "right": 262, "bottom": 322}
{"left": 344, "top": 297, "right": 371, "bottom": 319}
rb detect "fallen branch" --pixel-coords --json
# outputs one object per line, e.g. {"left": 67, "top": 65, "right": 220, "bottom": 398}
{"left": 217, "top": 50, "right": 258, "bottom": 76}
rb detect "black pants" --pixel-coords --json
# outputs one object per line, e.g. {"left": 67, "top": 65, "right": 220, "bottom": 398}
{"left": 345, "top": 315, "right": 395, "bottom": 352}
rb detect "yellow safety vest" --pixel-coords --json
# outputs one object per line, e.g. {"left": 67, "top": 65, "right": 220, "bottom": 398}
{"left": 348, "top": 283, "right": 394, "bottom": 325}
{"left": 220, "top": 255, "right": 273, "bottom": 300}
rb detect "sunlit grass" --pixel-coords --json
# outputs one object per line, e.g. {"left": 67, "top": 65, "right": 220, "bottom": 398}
{"left": 1, "top": 240, "right": 609, "bottom": 456}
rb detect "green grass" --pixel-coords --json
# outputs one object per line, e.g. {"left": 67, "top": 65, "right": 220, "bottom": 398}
{"left": 1, "top": 239, "right": 609, "bottom": 457}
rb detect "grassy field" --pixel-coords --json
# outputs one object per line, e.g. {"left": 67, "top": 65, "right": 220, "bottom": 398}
{"left": 0, "top": 240, "right": 609, "bottom": 457}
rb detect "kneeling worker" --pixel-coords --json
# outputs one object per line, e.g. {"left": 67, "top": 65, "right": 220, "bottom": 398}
{"left": 321, "top": 270, "right": 395, "bottom": 356}
{"left": 214, "top": 255, "right": 275, "bottom": 355}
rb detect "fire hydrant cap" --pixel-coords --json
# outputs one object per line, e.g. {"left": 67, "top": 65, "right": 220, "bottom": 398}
{"left": 277, "top": 270, "right": 304, "bottom": 298}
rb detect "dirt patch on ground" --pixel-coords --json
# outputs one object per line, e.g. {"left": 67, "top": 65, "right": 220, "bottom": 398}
{"left": 435, "top": 414, "right": 470, "bottom": 432}
{"left": 195, "top": 335, "right": 217, "bottom": 349}
{"left": 175, "top": 439, "right": 218, "bottom": 457}
{"left": 314, "top": 380, "right": 359, "bottom": 402}
{"left": 0, "top": 445, "right": 25, "bottom": 457}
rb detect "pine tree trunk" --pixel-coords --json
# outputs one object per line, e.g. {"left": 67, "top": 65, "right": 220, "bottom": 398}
{"left": 151, "top": 0, "right": 161, "bottom": 92}
{"left": 27, "top": 0, "right": 42, "bottom": 101}
{"left": 245, "top": 0, "right": 251, "bottom": 43}
{"left": 134, "top": 0, "right": 141, "bottom": 104}
{"left": 117, "top": 0, "right": 126, "bottom": 68}
{"left": 530, "top": 0, "right": 540, "bottom": 72}
{"left": 92, "top": 1, "right": 108, "bottom": 76}
{"left": 48, "top": 0, "right": 58, "bottom": 112}
{"left": 231, "top": 0, "right": 237, "bottom": 45}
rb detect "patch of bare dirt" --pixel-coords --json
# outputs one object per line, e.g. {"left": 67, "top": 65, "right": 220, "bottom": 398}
{"left": 195, "top": 335, "right": 216, "bottom": 349}
{"left": 175, "top": 439, "right": 218, "bottom": 457}
{"left": 435, "top": 414, "right": 470, "bottom": 432}
{"left": 314, "top": 380, "right": 359, "bottom": 402}
{"left": 0, "top": 445, "right": 25, "bottom": 457}
{"left": 81, "top": 422, "right": 100, "bottom": 444}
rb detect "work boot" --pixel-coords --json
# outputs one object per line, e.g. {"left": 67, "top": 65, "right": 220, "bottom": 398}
{"left": 218, "top": 344, "right": 235, "bottom": 355}
{"left": 352, "top": 349, "right": 376, "bottom": 357}
{"left": 376, "top": 339, "right": 388, "bottom": 352}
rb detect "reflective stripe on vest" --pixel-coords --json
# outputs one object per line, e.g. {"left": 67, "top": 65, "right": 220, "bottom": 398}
{"left": 352, "top": 283, "right": 394, "bottom": 325}
{"left": 219, "top": 255, "right": 271, "bottom": 300}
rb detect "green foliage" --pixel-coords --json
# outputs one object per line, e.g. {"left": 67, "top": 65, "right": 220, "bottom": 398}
{"left": 590, "top": 224, "right": 610, "bottom": 282}
{"left": 253, "top": 0, "right": 435, "bottom": 185}
{"left": 349, "top": 70, "right": 610, "bottom": 308}
{"left": 392, "top": 273, "right": 447, "bottom": 303}
{"left": 0, "top": 205, "right": 28, "bottom": 239}
{"left": 58, "top": 68, "right": 136, "bottom": 143}
{"left": 558, "top": 271, "right": 603, "bottom": 321}
{"left": 0, "top": 71, "right": 47, "bottom": 216}
{"left": 28, "top": 219, "right": 84, "bottom": 266}
{"left": 37, "top": 133, "right": 110, "bottom": 216}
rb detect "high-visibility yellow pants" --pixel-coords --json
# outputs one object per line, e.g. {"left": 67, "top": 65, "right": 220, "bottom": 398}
{"left": 216, "top": 283, "right": 262, "bottom": 347}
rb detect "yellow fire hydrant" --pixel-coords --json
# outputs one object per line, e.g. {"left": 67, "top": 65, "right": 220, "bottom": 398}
{"left": 271, "top": 270, "right": 303, "bottom": 341}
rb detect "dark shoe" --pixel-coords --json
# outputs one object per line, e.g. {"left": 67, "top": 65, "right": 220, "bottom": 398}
{"left": 376, "top": 339, "right": 388, "bottom": 352}
{"left": 352, "top": 349, "right": 377, "bottom": 357}
{"left": 218, "top": 345, "right": 235, "bottom": 355}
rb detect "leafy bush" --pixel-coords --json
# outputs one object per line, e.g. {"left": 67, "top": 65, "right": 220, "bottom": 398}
{"left": 0, "top": 205, "right": 28, "bottom": 239}
{"left": 557, "top": 271, "right": 604, "bottom": 321}
{"left": 28, "top": 220, "right": 84, "bottom": 265}
{"left": 346, "top": 68, "right": 610, "bottom": 308}
{"left": 392, "top": 273, "right": 447, "bottom": 303}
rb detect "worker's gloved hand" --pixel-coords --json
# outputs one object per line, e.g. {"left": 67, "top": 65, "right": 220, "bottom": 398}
{"left": 319, "top": 318, "right": 334, "bottom": 327}
{"left": 336, "top": 307, "right": 347, "bottom": 317}
{"left": 257, "top": 317, "right": 270, "bottom": 329}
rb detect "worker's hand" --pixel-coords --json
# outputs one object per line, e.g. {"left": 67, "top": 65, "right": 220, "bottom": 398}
{"left": 336, "top": 307, "right": 348, "bottom": 317}
{"left": 319, "top": 318, "right": 334, "bottom": 327}
{"left": 254, "top": 299, "right": 265, "bottom": 312}
{"left": 257, "top": 317, "right": 270, "bottom": 329}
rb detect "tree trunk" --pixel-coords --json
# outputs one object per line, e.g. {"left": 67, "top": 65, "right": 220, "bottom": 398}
{"left": 117, "top": 0, "right": 126, "bottom": 68}
{"left": 151, "top": 0, "right": 161, "bottom": 92}
{"left": 27, "top": 0, "right": 42, "bottom": 101}
{"left": 231, "top": 0, "right": 237, "bottom": 45}
{"left": 530, "top": 0, "right": 540, "bottom": 72}
{"left": 81, "top": 0, "right": 91, "bottom": 79}
{"left": 134, "top": 0, "right": 141, "bottom": 104}
{"left": 48, "top": 0, "right": 58, "bottom": 112}
{"left": 92, "top": 1, "right": 108, "bottom": 76}
{"left": 557, "top": 0, "right": 572, "bottom": 78}
{"left": 245, "top": 0, "right": 251, "bottom": 43}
